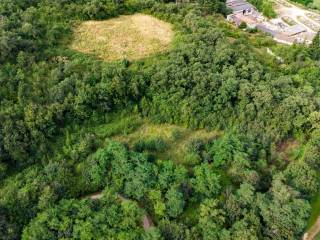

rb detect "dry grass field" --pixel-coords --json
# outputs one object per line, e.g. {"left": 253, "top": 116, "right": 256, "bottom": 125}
{"left": 70, "top": 14, "right": 173, "bottom": 61}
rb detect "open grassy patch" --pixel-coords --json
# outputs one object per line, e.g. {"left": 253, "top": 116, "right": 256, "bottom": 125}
{"left": 71, "top": 113, "right": 221, "bottom": 166}
{"left": 70, "top": 14, "right": 173, "bottom": 61}
{"left": 60, "top": 112, "right": 221, "bottom": 166}
{"left": 113, "top": 120, "right": 221, "bottom": 165}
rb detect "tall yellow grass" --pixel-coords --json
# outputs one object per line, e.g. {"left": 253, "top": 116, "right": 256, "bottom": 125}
{"left": 70, "top": 14, "right": 173, "bottom": 61}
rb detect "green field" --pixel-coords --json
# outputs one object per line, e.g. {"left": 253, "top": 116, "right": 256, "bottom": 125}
{"left": 70, "top": 14, "right": 173, "bottom": 61}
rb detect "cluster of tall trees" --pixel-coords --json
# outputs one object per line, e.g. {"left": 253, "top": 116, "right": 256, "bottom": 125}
{"left": 22, "top": 192, "right": 144, "bottom": 240}
{"left": 0, "top": 0, "right": 319, "bottom": 239}
{"left": 11, "top": 136, "right": 316, "bottom": 239}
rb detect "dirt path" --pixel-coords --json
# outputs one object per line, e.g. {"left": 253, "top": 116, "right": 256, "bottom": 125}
{"left": 267, "top": 47, "right": 284, "bottom": 62}
{"left": 85, "top": 192, "right": 154, "bottom": 231}
{"left": 303, "top": 216, "right": 320, "bottom": 240}
{"left": 87, "top": 192, "right": 103, "bottom": 200}
{"left": 117, "top": 193, "right": 154, "bottom": 230}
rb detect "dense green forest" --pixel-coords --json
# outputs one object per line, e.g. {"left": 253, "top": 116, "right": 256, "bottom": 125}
{"left": 1, "top": 0, "right": 320, "bottom": 239}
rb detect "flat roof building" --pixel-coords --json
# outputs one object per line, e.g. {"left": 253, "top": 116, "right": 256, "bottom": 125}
{"left": 226, "top": 0, "right": 255, "bottom": 14}
{"left": 226, "top": 0, "right": 315, "bottom": 45}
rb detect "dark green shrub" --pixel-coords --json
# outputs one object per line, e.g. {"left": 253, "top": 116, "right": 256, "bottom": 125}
{"left": 187, "top": 138, "right": 205, "bottom": 154}
{"left": 133, "top": 137, "right": 167, "bottom": 152}
{"left": 171, "top": 128, "right": 183, "bottom": 141}
{"left": 247, "top": 27, "right": 258, "bottom": 33}
{"left": 133, "top": 139, "right": 146, "bottom": 152}
{"left": 185, "top": 152, "right": 201, "bottom": 166}
{"left": 239, "top": 22, "right": 247, "bottom": 29}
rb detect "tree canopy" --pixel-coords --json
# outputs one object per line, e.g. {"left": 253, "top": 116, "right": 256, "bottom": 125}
{"left": 0, "top": 0, "right": 319, "bottom": 239}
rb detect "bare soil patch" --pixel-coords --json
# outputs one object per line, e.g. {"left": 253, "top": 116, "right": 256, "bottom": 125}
{"left": 70, "top": 14, "right": 173, "bottom": 61}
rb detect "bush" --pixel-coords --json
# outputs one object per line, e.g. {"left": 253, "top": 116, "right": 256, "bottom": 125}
{"left": 0, "top": 163, "right": 7, "bottom": 180}
{"left": 187, "top": 138, "right": 205, "bottom": 154}
{"left": 134, "top": 137, "right": 167, "bottom": 152}
{"left": 171, "top": 128, "right": 183, "bottom": 141}
{"left": 247, "top": 27, "right": 258, "bottom": 33}
{"left": 239, "top": 22, "right": 247, "bottom": 29}
{"left": 134, "top": 139, "right": 147, "bottom": 152}
{"left": 185, "top": 152, "right": 201, "bottom": 166}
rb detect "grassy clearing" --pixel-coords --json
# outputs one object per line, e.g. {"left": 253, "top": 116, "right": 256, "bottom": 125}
{"left": 53, "top": 112, "right": 220, "bottom": 167}
{"left": 70, "top": 14, "right": 173, "bottom": 61}
{"left": 76, "top": 113, "right": 221, "bottom": 166}
{"left": 113, "top": 120, "right": 221, "bottom": 165}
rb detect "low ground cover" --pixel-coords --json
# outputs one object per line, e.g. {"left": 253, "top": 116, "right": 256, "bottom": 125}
{"left": 70, "top": 14, "right": 173, "bottom": 61}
